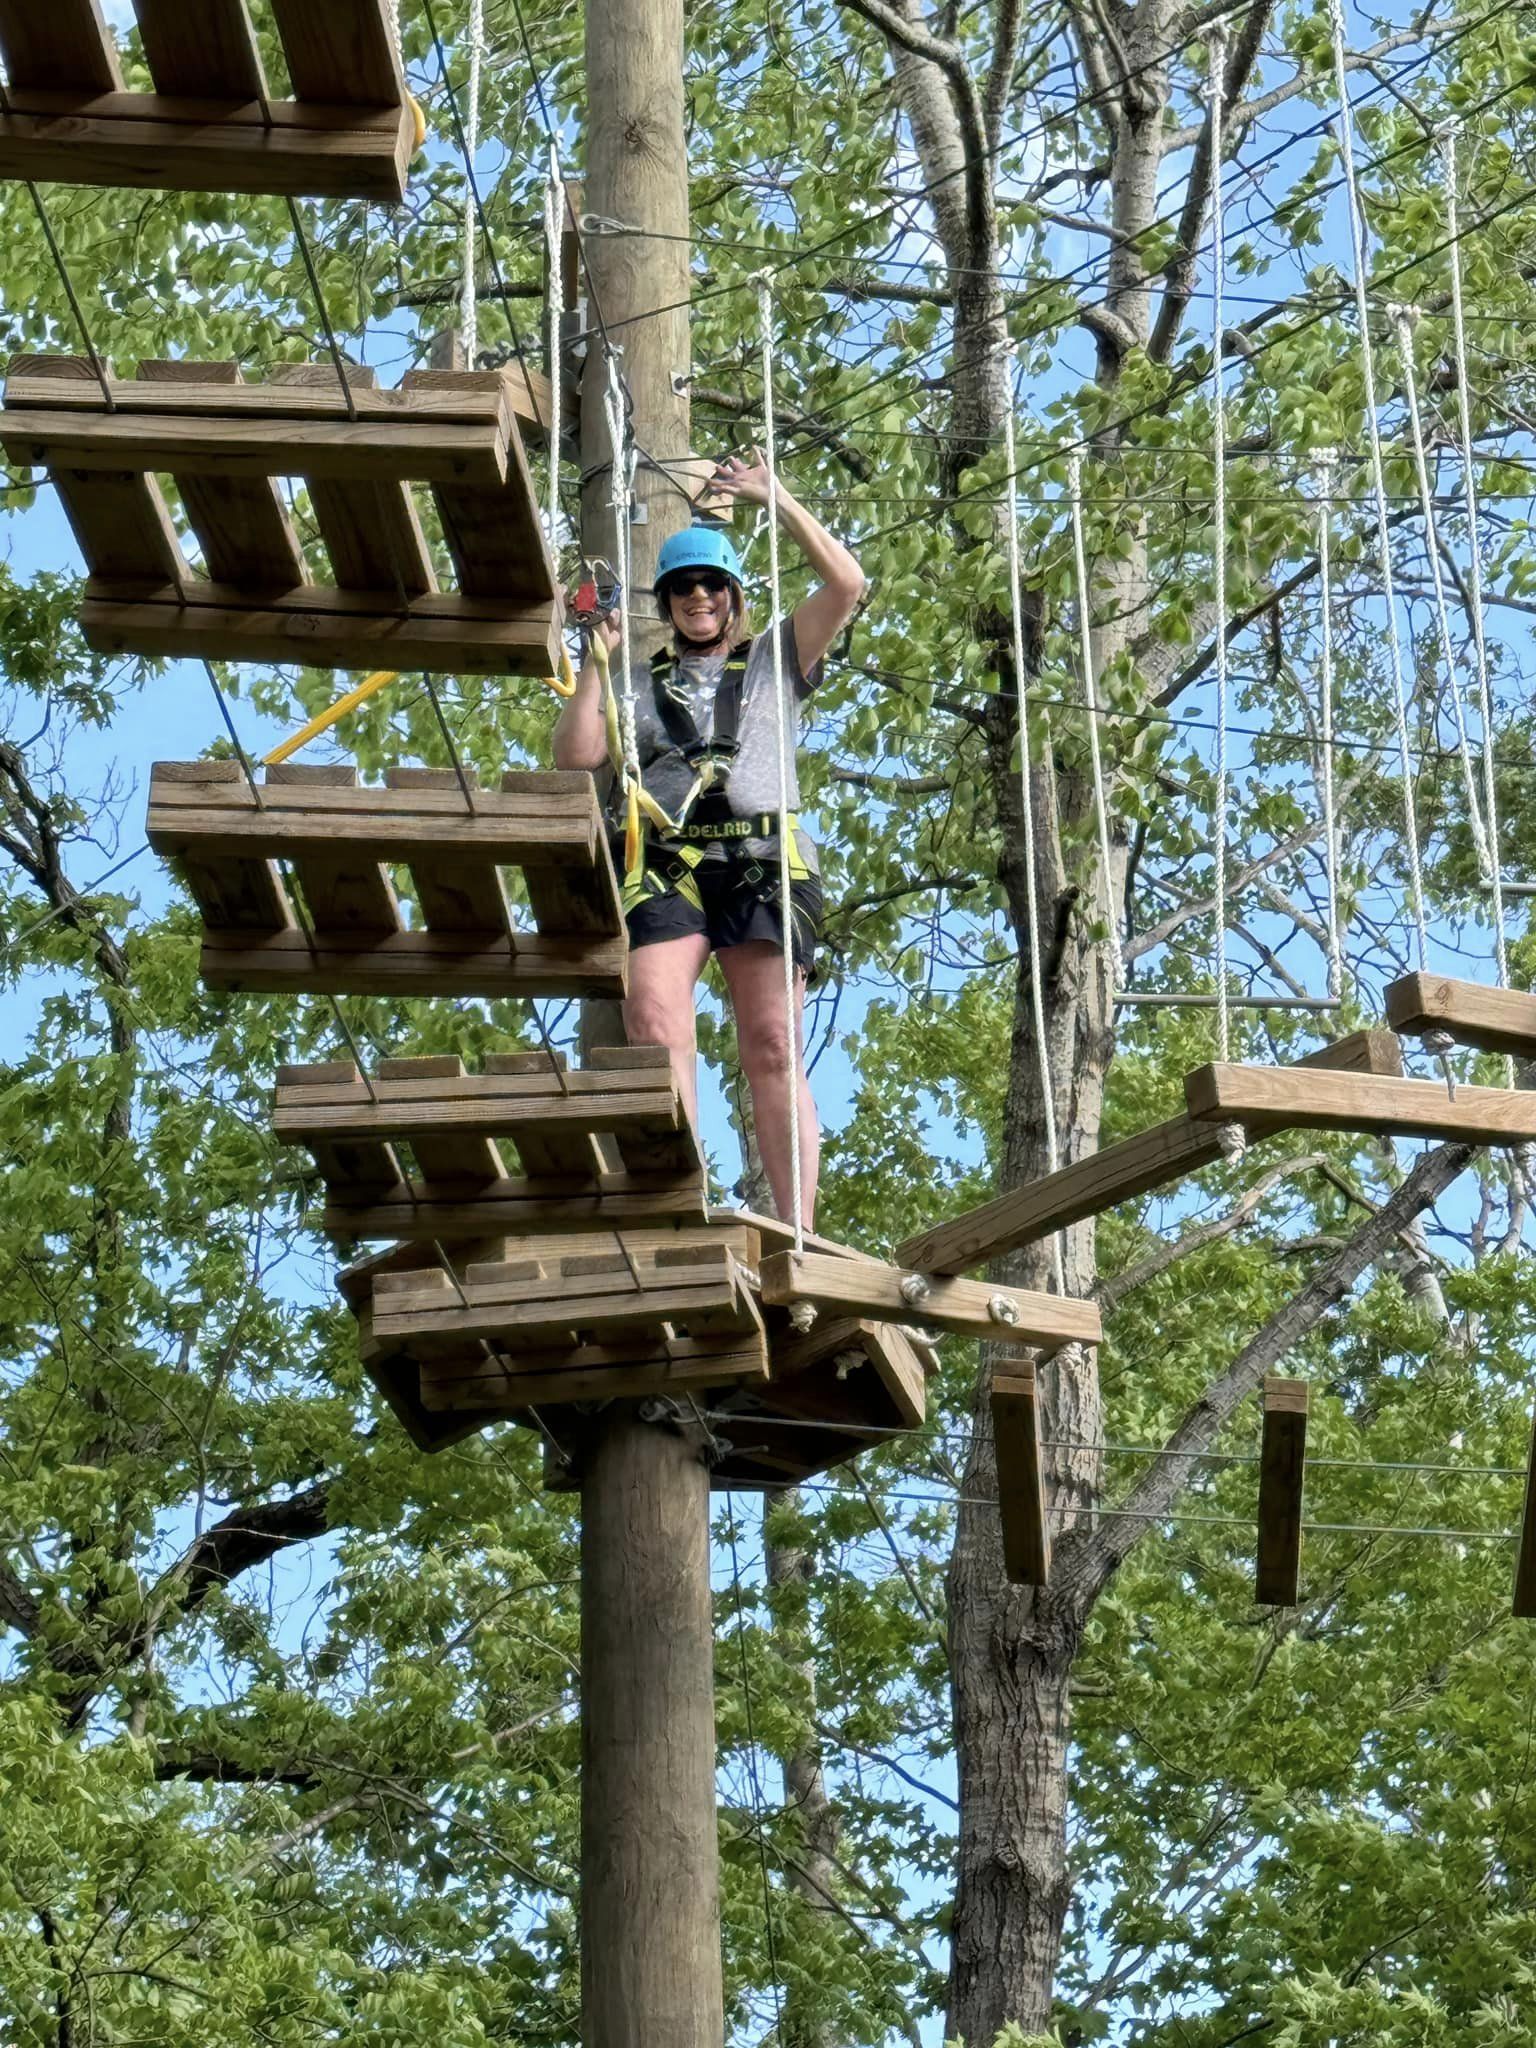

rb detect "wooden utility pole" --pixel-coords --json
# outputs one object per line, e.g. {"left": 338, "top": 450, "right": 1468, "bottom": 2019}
{"left": 575, "top": 0, "right": 719, "bottom": 2043}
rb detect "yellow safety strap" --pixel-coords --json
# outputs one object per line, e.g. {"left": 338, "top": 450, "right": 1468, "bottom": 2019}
{"left": 408, "top": 95, "right": 428, "bottom": 150}
{"left": 264, "top": 668, "right": 400, "bottom": 768}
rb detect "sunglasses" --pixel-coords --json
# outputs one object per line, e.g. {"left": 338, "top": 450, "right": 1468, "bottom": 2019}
{"left": 664, "top": 569, "right": 732, "bottom": 599}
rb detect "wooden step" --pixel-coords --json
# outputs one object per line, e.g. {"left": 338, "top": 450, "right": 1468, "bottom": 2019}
{"left": 279, "top": 1048, "right": 703, "bottom": 1231}
{"left": 895, "top": 1028, "right": 1408, "bottom": 1275}
{"left": 0, "top": 0, "right": 414, "bottom": 200}
{"left": 1385, "top": 972, "right": 1536, "bottom": 1060}
{"left": 1255, "top": 1378, "right": 1308, "bottom": 1608}
{"left": 993, "top": 1364, "right": 1050, "bottom": 1587}
{"left": 1184, "top": 1062, "right": 1536, "bottom": 1146}
{"left": 4, "top": 356, "right": 561, "bottom": 674}
{"left": 148, "top": 760, "right": 624, "bottom": 998}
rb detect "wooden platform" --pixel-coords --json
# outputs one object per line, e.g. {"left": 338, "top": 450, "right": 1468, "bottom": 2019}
{"left": 897, "top": 1029, "right": 1405, "bottom": 1275}
{"left": 2, "top": 357, "right": 559, "bottom": 675}
{"left": 279, "top": 1047, "right": 704, "bottom": 1239}
{"left": 149, "top": 761, "right": 625, "bottom": 998}
{"left": 0, "top": 1, "right": 417, "bottom": 200}
{"left": 339, "top": 1209, "right": 935, "bottom": 1484}
{"left": 1185, "top": 1062, "right": 1536, "bottom": 1146}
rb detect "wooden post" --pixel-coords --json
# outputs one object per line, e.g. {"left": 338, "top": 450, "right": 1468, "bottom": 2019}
{"left": 992, "top": 1363, "right": 1051, "bottom": 1587}
{"left": 580, "top": 1411, "right": 723, "bottom": 2047}
{"left": 1513, "top": 1401, "right": 1536, "bottom": 1618}
{"left": 1255, "top": 1377, "right": 1308, "bottom": 1607}
{"left": 576, "top": 0, "right": 719, "bottom": 2041}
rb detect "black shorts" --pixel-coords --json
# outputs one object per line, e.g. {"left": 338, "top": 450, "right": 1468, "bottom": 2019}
{"left": 626, "top": 850, "right": 823, "bottom": 975}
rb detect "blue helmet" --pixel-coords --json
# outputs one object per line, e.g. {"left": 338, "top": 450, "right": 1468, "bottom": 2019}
{"left": 654, "top": 525, "right": 744, "bottom": 598}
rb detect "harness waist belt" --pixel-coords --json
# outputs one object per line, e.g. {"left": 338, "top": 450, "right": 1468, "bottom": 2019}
{"left": 652, "top": 811, "right": 792, "bottom": 844}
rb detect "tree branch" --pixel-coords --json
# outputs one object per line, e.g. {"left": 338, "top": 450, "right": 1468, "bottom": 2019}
{"left": 1096, "top": 1151, "right": 1327, "bottom": 1313}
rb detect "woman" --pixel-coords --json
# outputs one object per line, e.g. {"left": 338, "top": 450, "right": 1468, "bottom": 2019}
{"left": 553, "top": 452, "right": 864, "bottom": 1229}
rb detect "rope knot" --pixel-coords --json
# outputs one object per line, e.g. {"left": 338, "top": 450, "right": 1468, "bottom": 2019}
{"left": 988, "top": 1294, "right": 1022, "bottom": 1328}
{"left": 1216, "top": 1121, "right": 1248, "bottom": 1164}
{"left": 899, "top": 1273, "right": 932, "bottom": 1307}
{"left": 1421, "top": 1029, "right": 1456, "bottom": 1057}
{"left": 788, "top": 1301, "right": 819, "bottom": 1334}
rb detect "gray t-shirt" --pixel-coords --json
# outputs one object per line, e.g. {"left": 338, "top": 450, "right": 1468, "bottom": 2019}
{"left": 625, "top": 619, "right": 820, "bottom": 870}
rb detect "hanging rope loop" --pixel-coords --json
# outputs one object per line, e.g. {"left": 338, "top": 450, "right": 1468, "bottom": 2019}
{"left": 1313, "top": 449, "right": 1344, "bottom": 1003}
{"left": 755, "top": 273, "right": 807, "bottom": 1247}
{"left": 1206, "top": 24, "right": 1232, "bottom": 1062}
{"left": 1067, "top": 450, "right": 1124, "bottom": 992}
{"left": 460, "top": 0, "right": 485, "bottom": 366}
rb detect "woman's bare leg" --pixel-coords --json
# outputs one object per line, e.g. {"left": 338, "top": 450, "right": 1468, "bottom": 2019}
{"left": 622, "top": 932, "right": 713, "bottom": 1126}
{"left": 717, "top": 940, "right": 817, "bottom": 1228}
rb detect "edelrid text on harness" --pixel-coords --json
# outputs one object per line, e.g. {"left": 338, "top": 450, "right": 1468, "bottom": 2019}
{"left": 621, "top": 810, "right": 813, "bottom": 917}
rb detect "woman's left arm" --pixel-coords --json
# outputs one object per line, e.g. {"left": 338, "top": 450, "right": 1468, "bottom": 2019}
{"left": 713, "top": 450, "right": 866, "bottom": 677}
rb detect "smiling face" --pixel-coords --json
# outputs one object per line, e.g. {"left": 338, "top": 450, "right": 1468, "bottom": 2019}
{"left": 663, "top": 570, "right": 737, "bottom": 646}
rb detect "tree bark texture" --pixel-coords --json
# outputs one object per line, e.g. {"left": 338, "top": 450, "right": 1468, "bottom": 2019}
{"left": 581, "top": 1412, "right": 723, "bottom": 2048}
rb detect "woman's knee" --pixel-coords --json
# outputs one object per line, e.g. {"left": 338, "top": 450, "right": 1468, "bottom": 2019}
{"left": 738, "top": 1012, "right": 797, "bottom": 1086}
{"left": 623, "top": 987, "right": 696, "bottom": 1058}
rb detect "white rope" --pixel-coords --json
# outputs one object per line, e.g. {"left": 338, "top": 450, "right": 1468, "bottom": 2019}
{"left": 1391, "top": 303, "right": 1490, "bottom": 879}
{"left": 1068, "top": 451, "right": 1123, "bottom": 992}
{"left": 1440, "top": 125, "right": 1512, "bottom": 1041}
{"left": 1002, "top": 357, "right": 1061, "bottom": 1247}
{"left": 756, "top": 276, "right": 806, "bottom": 1246}
{"left": 1314, "top": 452, "right": 1344, "bottom": 1003}
{"left": 602, "top": 352, "right": 639, "bottom": 785}
{"left": 460, "top": 0, "right": 485, "bottom": 367}
{"left": 1327, "top": 0, "right": 1429, "bottom": 969}
{"left": 1207, "top": 28, "right": 1232, "bottom": 1058}
{"left": 544, "top": 142, "right": 564, "bottom": 541}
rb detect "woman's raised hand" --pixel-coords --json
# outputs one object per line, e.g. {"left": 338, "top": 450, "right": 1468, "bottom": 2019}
{"left": 710, "top": 448, "right": 774, "bottom": 506}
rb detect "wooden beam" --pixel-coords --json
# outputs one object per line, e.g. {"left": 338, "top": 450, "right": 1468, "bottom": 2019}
{"left": 1185, "top": 1062, "right": 1536, "bottom": 1146}
{"left": 268, "top": 0, "right": 403, "bottom": 105}
{"left": 893, "top": 1029, "right": 1406, "bottom": 1277}
{"left": 1385, "top": 973, "right": 1536, "bottom": 1061}
{"left": 1255, "top": 1378, "right": 1308, "bottom": 1607}
{"left": 6, "top": 358, "right": 513, "bottom": 428}
{"left": 992, "top": 1364, "right": 1050, "bottom": 1587}
{"left": 276, "top": 1068, "right": 682, "bottom": 1148}
{"left": 0, "top": 0, "right": 122, "bottom": 91}
{"left": 415, "top": 1334, "right": 771, "bottom": 1413}
{"left": 0, "top": 92, "right": 414, "bottom": 201}
{"left": 2, "top": 400, "right": 509, "bottom": 488}
{"left": 148, "top": 762, "right": 602, "bottom": 869}
{"left": 133, "top": 0, "right": 267, "bottom": 100}
{"left": 317, "top": 1172, "right": 708, "bottom": 1242}
{"left": 202, "top": 925, "right": 627, "bottom": 999}
{"left": 1513, "top": 1404, "right": 1536, "bottom": 1620}
{"left": 83, "top": 582, "right": 561, "bottom": 676}
{"left": 138, "top": 359, "right": 306, "bottom": 589}
{"left": 759, "top": 1247, "right": 1101, "bottom": 1349}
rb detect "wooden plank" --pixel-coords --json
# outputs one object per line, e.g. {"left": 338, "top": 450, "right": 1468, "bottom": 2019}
{"left": 1185, "top": 1062, "right": 1536, "bottom": 1146}
{"left": 267, "top": 365, "right": 436, "bottom": 598}
{"left": 274, "top": 1066, "right": 676, "bottom": 1140}
{"left": 15, "top": 357, "right": 191, "bottom": 584}
{"left": 760, "top": 1247, "right": 1102, "bottom": 1348}
{"left": 2, "top": 403, "right": 509, "bottom": 488}
{"left": 1255, "top": 1377, "right": 1308, "bottom": 1607}
{"left": 375, "top": 1055, "right": 504, "bottom": 1187}
{"left": 404, "top": 362, "right": 555, "bottom": 441}
{"left": 0, "top": 94, "right": 414, "bottom": 202}
{"left": 200, "top": 924, "right": 627, "bottom": 998}
{"left": 378, "top": 1271, "right": 755, "bottom": 1359}
{"left": 138, "top": 354, "right": 308, "bottom": 580}
{"left": 268, "top": 0, "right": 403, "bottom": 106}
{"left": 893, "top": 1034, "right": 1404, "bottom": 1277}
{"left": 416, "top": 1331, "right": 769, "bottom": 1414}
{"left": 82, "top": 583, "right": 562, "bottom": 677}
{"left": 317, "top": 1172, "right": 709, "bottom": 1241}
{"left": 586, "top": 1044, "right": 698, "bottom": 1175}
{"left": 1513, "top": 1403, "right": 1536, "bottom": 1620}
{"left": 766, "top": 1314, "right": 926, "bottom": 1433}
{"left": 519, "top": 784, "right": 624, "bottom": 934}
{"left": 400, "top": 374, "right": 554, "bottom": 602}
{"left": 895, "top": 1115, "right": 1228, "bottom": 1276}
{"left": 382, "top": 769, "right": 511, "bottom": 934}
{"left": 0, "top": 0, "right": 122, "bottom": 91}
{"left": 992, "top": 1365, "right": 1050, "bottom": 1587}
{"left": 149, "top": 759, "right": 291, "bottom": 930}
{"left": 263, "top": 762, "right": 398, "bottom": 933}
{"left": 147, "top": 761, "right": 600, "bottom": 866}
{"left": 1298, "top": 1028, "right": 1404, "bottom": 1079}
{"left": 6, "top": 359, "right": 512, "bottom": 429}
{"left": 133, "top": 0, "right": 266, "bottom": 99}
{"left": 277, "top": 1060, "right": 400, "bottom": 1194}
{"left": 483, "top": 1050, "right": 604, "bottom": 1178}
{"left": 1386, "top": 973, "right": 1536, "bottom": 1061}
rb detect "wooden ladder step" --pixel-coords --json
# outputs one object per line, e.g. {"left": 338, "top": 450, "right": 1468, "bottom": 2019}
{"left": 0, "top": 3, "right": 414, "bottom": 201}
{"left": 1185, "top": 1062, "right": 1536, "bottom": 1146}
{"left": 413, "top": 1330, "right": 771, "bottom": 1416}
{"left": 993, "top": 1363, "right": 1050, "bottom": 1587}
{"left": 375, "top": 1055, "right": 506, "bottom": 1188}
{"left": 1255, "top": 1378, "right": 1308, "bottom": 1607}
{"left": 1385, "top": 972, "right": 1536, "bottom": 1060}
{"left": 276, "top": 1061, "right": 400, "bottom": 1194}
{"left": 384, "top": 768, "right": 511, "bottom": 934}
{"left": 264, "top": 762, "right": 399, "bottom": 933}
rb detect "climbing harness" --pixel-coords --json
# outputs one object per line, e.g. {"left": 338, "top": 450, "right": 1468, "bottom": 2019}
{"left": 649, "top": 639, "right": 752, "bottom": 809}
